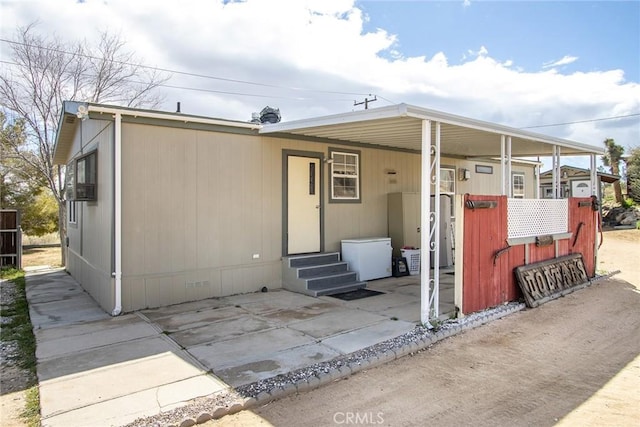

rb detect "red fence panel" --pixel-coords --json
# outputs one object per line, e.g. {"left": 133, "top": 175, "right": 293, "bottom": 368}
{"left": 462, "top": 195, "right": 520, "bottom": 313}
{"left": 462, "top": 196, "right": 597, "bottom": 315}
{"left": 568, "top": 197, "right": 597, "bottom": 276}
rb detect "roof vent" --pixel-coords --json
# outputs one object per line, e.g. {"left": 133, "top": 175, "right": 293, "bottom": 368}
{"left": 259, "top": 106, "right": 281, "bottom": 124}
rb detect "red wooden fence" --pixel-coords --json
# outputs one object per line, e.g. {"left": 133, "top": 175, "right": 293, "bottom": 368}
{"left": 568, "top": 197, "right": 597, "bottom": 277}
{"left": 462, "top": 195, "right": 597, "bottom": 314}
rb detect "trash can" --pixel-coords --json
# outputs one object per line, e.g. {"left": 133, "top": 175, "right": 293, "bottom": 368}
{"left": 392, "top": 257, "right": 410, "bottom": 277}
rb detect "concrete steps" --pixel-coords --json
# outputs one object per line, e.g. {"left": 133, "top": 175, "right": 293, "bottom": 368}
{"left": 282, "top": 252, "right": 367, "bottom": 297}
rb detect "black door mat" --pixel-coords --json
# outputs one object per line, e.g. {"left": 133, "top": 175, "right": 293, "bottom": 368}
{"left": 329, "top": 289, "right": 385, "bottom": 301}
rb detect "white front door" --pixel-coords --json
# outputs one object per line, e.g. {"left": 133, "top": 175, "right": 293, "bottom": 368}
{"left": 287, "top": 155, "right": 321, "bottom": 254}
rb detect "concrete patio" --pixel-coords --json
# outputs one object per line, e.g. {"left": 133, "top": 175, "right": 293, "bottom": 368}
{"left": 28, "top": 267, "right": 455, "bottom": 426}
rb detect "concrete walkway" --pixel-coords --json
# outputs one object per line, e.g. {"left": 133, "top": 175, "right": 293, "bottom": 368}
{"left": 28, "top": 269, "right": 227, "bottom": 427}
{"left": 27, "top": 269, "right": 453, "bottom": 426}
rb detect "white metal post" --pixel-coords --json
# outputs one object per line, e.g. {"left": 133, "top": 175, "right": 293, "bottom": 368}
{"left": 535, "top": 164, "right": 541, "bottom": 199}
{"left": 552, "top": 146, "right": 558, "bottom": 199}
{"left": 506, "top": 136, "right": 512, "bottom": 198}
{"left": 590, "top": 154, "right": 598, "bottom": 197}
{"left": 500, "top": 135, "right": 506, "bottom": 195}
{"left": 591, "top": 154, "right": 599, "bottom": 271}
{"left": 430, "top": 121, "right": 441, "bottom": 319}
{"left": 420, "top": 119, "right": 432, "bottom": 325}
{"left": 556, "top": 147, "right": 562, "bottom": 198}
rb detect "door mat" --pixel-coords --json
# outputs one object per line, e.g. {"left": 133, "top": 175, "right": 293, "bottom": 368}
{"left": 329, "top": 289, "right": 385, "bottom": 301}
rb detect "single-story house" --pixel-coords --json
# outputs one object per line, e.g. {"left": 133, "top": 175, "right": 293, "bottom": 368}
{"left": 53, "top": 102, "right": 603, "bottom": 323}
{"left": 539, "top": 165, "right": 620, "bottom": 200}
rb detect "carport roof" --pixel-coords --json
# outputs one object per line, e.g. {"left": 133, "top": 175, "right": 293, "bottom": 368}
{"left": 260, "top": 103, "right": 603, "bottom": 158}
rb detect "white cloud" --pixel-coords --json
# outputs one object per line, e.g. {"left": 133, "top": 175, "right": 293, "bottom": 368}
{"left": 1, "top": 0, "right": 638, "bottom": 153}
{"left": 543, "top": 55, "right": 579, "bottom": 69}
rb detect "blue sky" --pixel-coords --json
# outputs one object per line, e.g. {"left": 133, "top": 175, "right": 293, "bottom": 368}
{"left": 358, "top": 1, "right": 639, "bottom": 82}
{"left": 1, "top": 0, "right": 639, "bottom": 159}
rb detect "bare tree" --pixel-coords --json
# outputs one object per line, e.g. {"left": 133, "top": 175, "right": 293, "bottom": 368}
{"left": 0, "top": 23, "right": 169, "bottom": 264}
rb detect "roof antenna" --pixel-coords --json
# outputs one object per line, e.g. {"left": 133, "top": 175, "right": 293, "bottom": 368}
{"left": 354, "top": 95, "right": 377, "bottom": 110}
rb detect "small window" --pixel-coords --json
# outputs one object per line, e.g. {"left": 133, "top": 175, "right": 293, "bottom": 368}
{"left": 512, "top": 173, "right": 525, "bottom": 198}
{"left": 75, "top": 151, "right": 97, "bottom": 201}
{"left": 439, "top": 168, "right": 455, "bottom": 195}
{"left": 438, "top": 167, "right": 456, "bottom": 217}
{"left": 65, "top": 161, "right": 75, "bottom": 200}
{"left": 330, "top": 149, "right": 360, "bottom": 202}
{"left": 476, "top": 164, "right": 493, "bottom": 174}
{"left": 68, "top": 200, "right": 77, "bottom": 224}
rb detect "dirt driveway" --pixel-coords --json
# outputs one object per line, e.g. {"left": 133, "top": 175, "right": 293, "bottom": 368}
{"left": 211, "top": 229, "right": 640, "bottom": 426}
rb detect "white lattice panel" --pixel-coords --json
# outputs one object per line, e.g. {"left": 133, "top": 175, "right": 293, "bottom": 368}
{"left": 507, "top": 199, "right": 568, "bottom": 238}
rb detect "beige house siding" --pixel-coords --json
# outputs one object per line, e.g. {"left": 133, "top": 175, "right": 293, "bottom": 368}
{"left": 119, "top": 123, "right": 425, "bottom": 311}
{"left": 445, "top": 160, "right": 535, "bottom": 198}
{"left": 65, "top": 118, "right": 115, "bottom": 312}
{"left": 121, "top": 124, "right": 285, "bottom": 311}
{"left": 64, "top": 118, "right": 537, "bottom": 313}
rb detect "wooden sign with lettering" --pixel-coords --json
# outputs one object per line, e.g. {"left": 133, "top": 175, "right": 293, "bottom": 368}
{"left": 514, "top": 254, "right": 590, "bottom": 308}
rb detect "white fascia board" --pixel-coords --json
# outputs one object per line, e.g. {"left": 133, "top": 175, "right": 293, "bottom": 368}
{"left": 403, "top": 104, "right": 603, "bottom": 155}
{"left": 466, "top": 156, "right": 543, "bottom": 166}
{"left": 87, "top": 105, "right": 262, "bottom": 130}
{"left": 259, "top": 104, "right": 409, "bottom": 134}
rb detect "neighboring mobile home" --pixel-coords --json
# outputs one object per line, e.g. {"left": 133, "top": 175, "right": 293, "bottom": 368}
{"left": 539, "top": 165, "right": 620, "bottom": 200}
{"left": 53, "top": 102, "right": 603, "bottom": 322}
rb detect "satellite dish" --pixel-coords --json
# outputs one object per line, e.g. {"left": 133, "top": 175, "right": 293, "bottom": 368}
{"left": 77, "top": 105, "right": 87, "bottom": 114}
{"left": 259, "top": 106, "right": 281, "bottom": 124}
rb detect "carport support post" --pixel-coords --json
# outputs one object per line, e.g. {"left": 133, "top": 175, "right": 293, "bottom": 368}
{"left": 553, "top": 146, "right": 562, "bottom": 198}
{"left": 501, "top": 136, "right": 506, "bottom": 195}
{"left": 590, "top": 154, "right": 598, "bottom": 197}
{"left": 591, "top": 154, "right": 599, "bottom": 268}
{"left": 420, "top": 120, "right": 441, "bottom": 323}
{"left": 420, "top": 119, "right": 433, "bottom": 324}
{"left": 506, "top": 136, "right": 512, "bottom": 197}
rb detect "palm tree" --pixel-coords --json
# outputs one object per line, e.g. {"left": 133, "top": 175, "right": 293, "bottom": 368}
{"left": 602, "top": 138, "right": 625, "bottom": 204}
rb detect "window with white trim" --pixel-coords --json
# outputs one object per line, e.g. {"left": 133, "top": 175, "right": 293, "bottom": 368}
{"left": 513, "top": 173, "right": 525, "bottom": 198}
{"left": 439, "top": 167, "right": 456, "bottom": 217}
{"left": 330, "top": 149, "right": 360, "bottom": 202}
{"left": 439, "top": 168, "right": 455, "bottom": 195}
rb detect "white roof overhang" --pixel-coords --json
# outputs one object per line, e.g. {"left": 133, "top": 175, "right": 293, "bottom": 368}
{"left": 260, "top": 103, "right": 603, "bottom": 158}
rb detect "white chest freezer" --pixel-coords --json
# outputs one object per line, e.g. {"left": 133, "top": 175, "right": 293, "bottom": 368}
{"left": 341, "top": 237, "right": 392, "bottom": 281}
